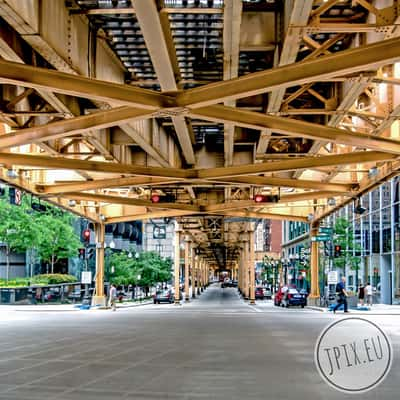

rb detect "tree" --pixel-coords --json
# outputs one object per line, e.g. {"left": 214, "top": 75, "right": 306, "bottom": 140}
{"left": 333, "top": 217, "right": 362, "bottom": 285}
{"left": 35, "top": 213, "right": 81, "bottom": 274}
{"left": 109, "top": 250, "right": 172, "bottom": 287}
{"left": 0, "top": 200, "right": 40, "bottom": 280}
{"left": 108, "top": 251, "right": 140, "bottom": 286}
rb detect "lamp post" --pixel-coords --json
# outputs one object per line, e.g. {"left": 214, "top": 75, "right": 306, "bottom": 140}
{"left": 281, "top": 258, "right": 288, "bottom": 285}
{"left": 289, "top": 254, "right": 300, "bottom": 288}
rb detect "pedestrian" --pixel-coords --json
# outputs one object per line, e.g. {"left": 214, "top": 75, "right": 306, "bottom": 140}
{"left": 358, "top": 282, "right": 365, "bottom": 306}
{"left": 109, "top": 284, "right": 117, "bottom": 311}
{"left": 333, "top": 276, "right": 349, "bottom": 313}
{"left": 365, "top": 282, "right": 373, "bottom": 306}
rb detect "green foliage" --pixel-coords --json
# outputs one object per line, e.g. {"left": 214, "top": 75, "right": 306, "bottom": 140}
{"left": 0, "top": 277, "right": 30, "bottom": 287}
{"left": 333, "top": 217, "right": 361, "bottom": 272}
{"left": 35, "top": 213, "right": 81, "bottom": 272}
{"left": 109, "top": 250, "right": 172, "bottom": 286}
{"left": 0, "top": 200, "right": 40, "bottom": 253}
{"left": 30, "top": 273, "right": 78, "bottom": 285}
{"left": 0, "top": 193, "right": 81, "bottom": 276}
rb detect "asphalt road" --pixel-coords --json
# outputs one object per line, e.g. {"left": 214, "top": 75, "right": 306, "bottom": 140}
{"left": 0, "top": 284, "right": 398, "bottom": 400}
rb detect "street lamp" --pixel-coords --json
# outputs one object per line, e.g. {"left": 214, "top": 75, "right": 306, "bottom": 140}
{"left": 281, "top": 258, "right": 288, "bottom": 286}
{"left": 289, "top": 254, "right": 300, "bottom": 288}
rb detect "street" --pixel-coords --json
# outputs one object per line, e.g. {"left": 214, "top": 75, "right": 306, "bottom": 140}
{"left": 0, "top": 284, "right": 398, "bottom": 400}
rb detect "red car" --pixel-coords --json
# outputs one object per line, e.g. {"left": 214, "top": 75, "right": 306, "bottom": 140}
{"left": 255, "top": 287, "right": 264, "bottom": 300}
{"left": 274, "top": 287, "right": 306, "bottom": 308}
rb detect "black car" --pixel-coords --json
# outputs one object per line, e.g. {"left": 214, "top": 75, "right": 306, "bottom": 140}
{"left": 281, "top": 288, "right": 307, "bottom": 308}
{"left": 153, "top": 290, "right": 174, "bottom": 304}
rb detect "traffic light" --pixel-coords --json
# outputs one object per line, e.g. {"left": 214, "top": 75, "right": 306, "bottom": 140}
{"left": 82, "top": 229, "right": 91, "bottom": 243}
{"left": 254, "top": 194, "right": 280, "bottom": 203}
{"left": 334, "top": 245, "right": 342, "bottom": 258}
{"left": 9, "top": 188, "right": 22, "bottom": 206}
{"left": 151, "top": 193, "right": 176, "bottom": 203}
{"left": 87, "top": 247, "right": 95, "bottom": 259}
{"left": 78, "top": 248, "right": 86, "bottom": 259}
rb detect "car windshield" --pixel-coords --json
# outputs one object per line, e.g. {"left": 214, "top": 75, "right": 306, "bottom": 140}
{"left": 288, "top": 289, "right": 299, "bottom": 294}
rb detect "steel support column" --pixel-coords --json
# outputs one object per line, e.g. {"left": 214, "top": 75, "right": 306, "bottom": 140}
{"left": 92, "top": 223, "right": 106, "bottom": 307}
{"left": 184, "top": 237, "right": 190, "bottom": 302}
{"left": 243, "top": 238, "right": 249, "bottom": 299}
{"left": 191, "top": 248, "right": 196, "bottom": 298}
{"left": 174, "top": 228, "right": 181, "bottom": 304}
{"left": 249, "top": 230, "right": 256, "bottom": 305}
{"left": 310, "top": 224, "right": 320, "bottom": 299}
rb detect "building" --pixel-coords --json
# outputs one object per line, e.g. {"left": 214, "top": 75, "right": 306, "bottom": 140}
{"left": 282, "top": 177, "right": 400, "bottom": 305}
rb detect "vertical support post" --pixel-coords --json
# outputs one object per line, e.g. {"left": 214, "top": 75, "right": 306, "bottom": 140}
{"left": 174, "top": 227, "right": 181, "bottom": 304}
{"left": 200, "top": 258, "right": 204, "bottom": 292}
{"left": 249, "top": 229, "right": 256, "bottom": 305}
{"left": 239, "top": 246, "right": 243, "bottom": 293}
{"left": 191, "top": 247, "right": 196, "bottom": 298}
{"left": 197, "top": 257, "right": 201, "bottom": 295}
{"left": 92, "top": 223, "right": 106, "bottom": 307}
{"left": 310, "top": 223, "right": 320, "bottom": 299}
{"left": 243, "top": 238, "right": 249, "bottom": 299}
{"left": 184, "top": 237, "right": 190, "bottom": 302}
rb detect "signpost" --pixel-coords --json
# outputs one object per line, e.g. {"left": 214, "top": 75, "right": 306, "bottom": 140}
{"left": 312, "top": 235, "right": 330, "bottom": 242}
{"left": 327, "top": 270, "right": 338, "bottom": 285}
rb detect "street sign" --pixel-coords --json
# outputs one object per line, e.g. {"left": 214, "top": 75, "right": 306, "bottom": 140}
{"left": 312, "top": 235, "right": 330, "bottom": 242}
{"left": 319, "top": 227, "right": 333, "bottom": 234}
{"left": 327, "top": 270, "right": 338, "bottom": 284}
{"left": 81, "top": 271, "right": 92, "bottom": 284}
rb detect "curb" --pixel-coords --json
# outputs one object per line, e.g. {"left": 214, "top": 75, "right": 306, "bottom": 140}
{"left": 306, "top": 306, "right": 400, "bottom": 316}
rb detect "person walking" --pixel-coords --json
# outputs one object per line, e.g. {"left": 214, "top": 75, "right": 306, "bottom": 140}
{"left": 365, "top": 282, "right": 373, "bottom": 306}
{"left": 109, "top": 284, "right": 117, "bottom": 311}
{"left": 358, "top": 283, "right": 365, "bottom": 306}
{"left": 333, "top": 276, "right": 349, "bottom": 313}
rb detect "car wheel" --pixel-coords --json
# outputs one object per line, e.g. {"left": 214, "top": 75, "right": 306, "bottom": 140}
{"left": 301, "top": 305, "right": 305, "bottom": 308}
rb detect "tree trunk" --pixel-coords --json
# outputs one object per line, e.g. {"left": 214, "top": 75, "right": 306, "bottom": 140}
{"left": 51, "top": 254, "right": 55, "bottom": 274}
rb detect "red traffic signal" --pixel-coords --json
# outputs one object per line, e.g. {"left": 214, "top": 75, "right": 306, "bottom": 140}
{"left": 334, "top": 245, "right": 342, "bottom": 258}
{"left": 151, "top": 194, "right": 160, "bottom": 203}
{"left": 254, "top": 194, "right": 280, "bottom": 203}
{"left": 151, "top": 193, "right": 176, "bottom": 203}
{"left": 83, "top": 229, "right": 91, "bottom": 242}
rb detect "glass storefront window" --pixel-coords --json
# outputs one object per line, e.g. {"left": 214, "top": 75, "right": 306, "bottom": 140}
{"left": 382, "top": 206, "right": 391, "bottom": 253}
{"left": 371, "top": 255, "right": 381, "bottom": 303}
{"left": 381, "top": 182, "right": 391, "bottom": 208}
{"left": 371, "top": 190, "right": 379, "bottom": 211}
{"left": 371, "top": 211, "right": 380, "bottom": 253}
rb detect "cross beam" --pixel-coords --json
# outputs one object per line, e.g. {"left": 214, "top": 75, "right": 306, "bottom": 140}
{"left": 190, "top": 105, "right": 400, "bottom": 155}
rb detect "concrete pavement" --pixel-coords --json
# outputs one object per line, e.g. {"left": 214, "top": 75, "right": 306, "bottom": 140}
{"left": 0, "top": 284, "right": 398, "bottom": 399}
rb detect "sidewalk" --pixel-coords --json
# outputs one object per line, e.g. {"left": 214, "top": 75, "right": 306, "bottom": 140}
{"left": 307, "top": 303, "right": 400, "bottom": 315}
{"left": 0, "top": 300, "right": 153, "bottom": 312}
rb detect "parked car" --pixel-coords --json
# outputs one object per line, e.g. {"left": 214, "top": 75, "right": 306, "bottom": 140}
{"left": 153, "top": 290, "right": 174, "bottom": 304}
{"left": 255, "top": 287, "right": 265, "bottom": 300}
{"left": 263, "top": 287, "right": 272, "bottom": 299}
{"left": 274, "top": 287, "right": 306, "bottom": 308}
